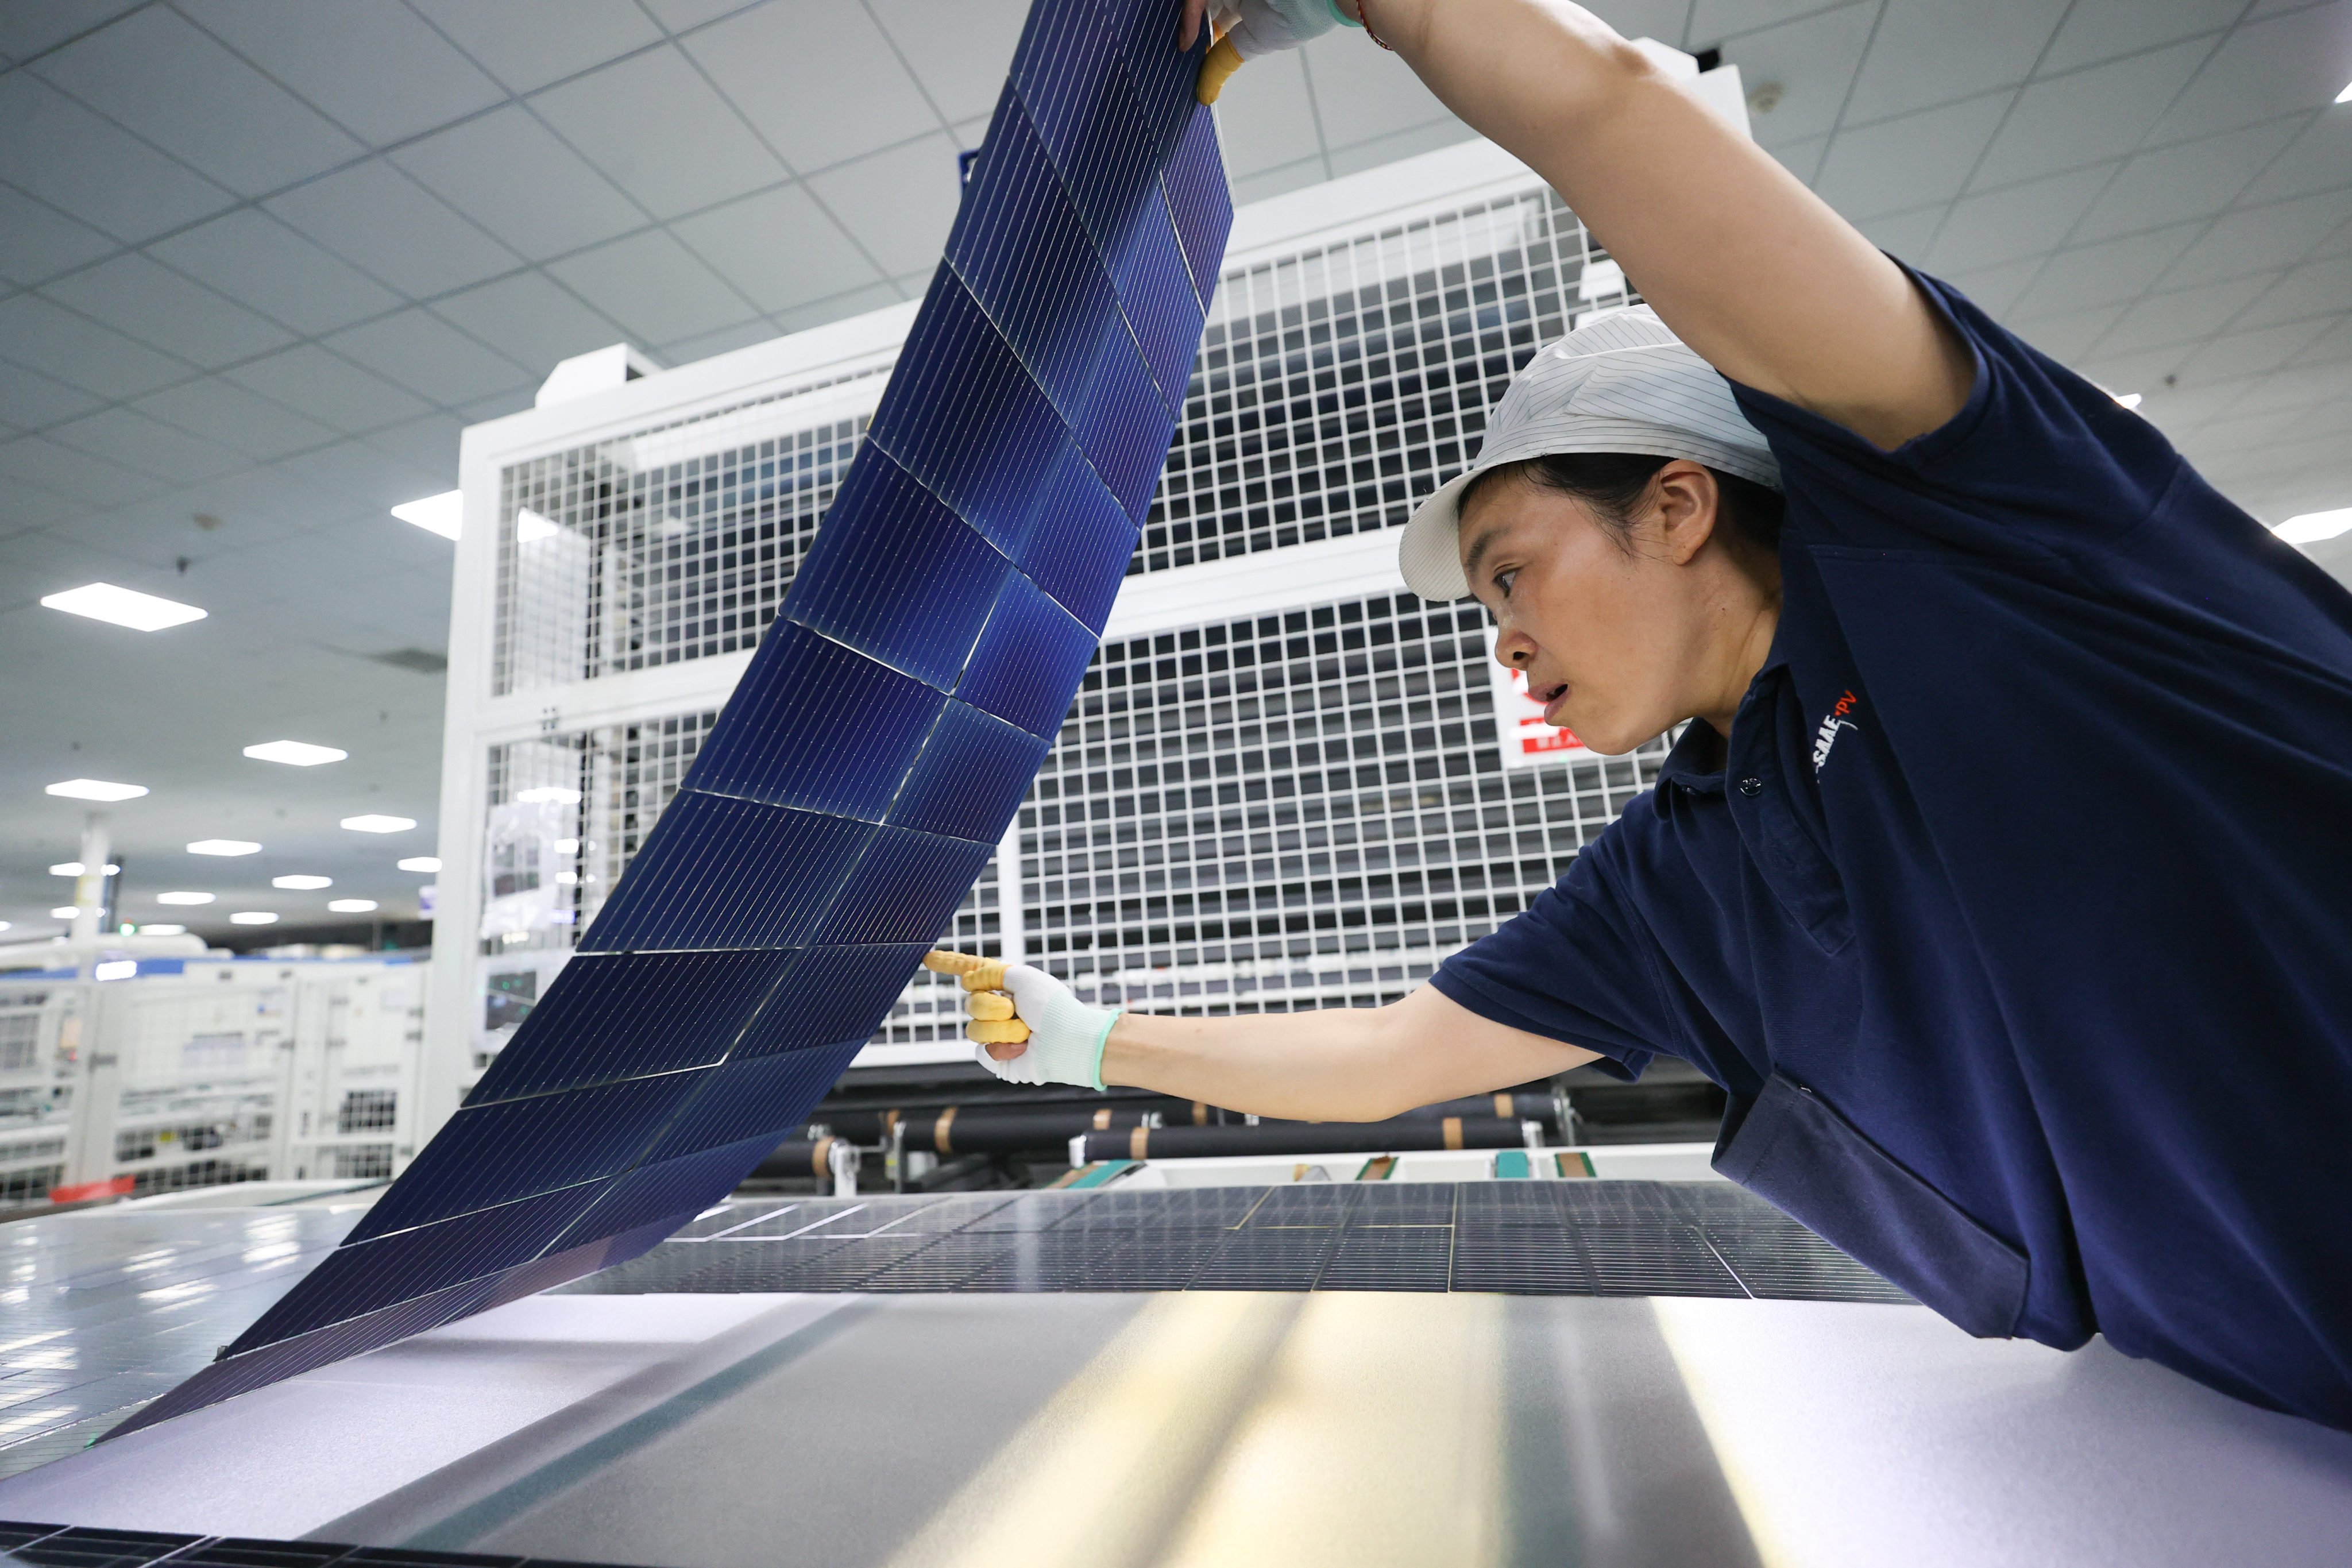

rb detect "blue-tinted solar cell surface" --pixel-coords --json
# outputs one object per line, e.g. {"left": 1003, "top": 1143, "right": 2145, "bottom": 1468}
{"left": 112, "top": 0, "right": 1229, "bottom": 1440}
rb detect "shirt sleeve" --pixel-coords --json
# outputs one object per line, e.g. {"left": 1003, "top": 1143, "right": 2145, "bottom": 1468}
{"left": 1727, "top": 263, "right": 2187, "bottom": 565}
{"left": 1428, "top": 826, "right": 1680, "bottom": 1084}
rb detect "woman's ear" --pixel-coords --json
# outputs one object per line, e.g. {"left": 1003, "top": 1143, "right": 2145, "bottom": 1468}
{"left": 1651, "top": 461, "right": 1720, "bottom": 566}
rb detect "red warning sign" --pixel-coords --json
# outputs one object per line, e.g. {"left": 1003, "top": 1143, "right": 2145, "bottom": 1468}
{"left": 1484, "top": 626, "right": 1594, "bottom": 769}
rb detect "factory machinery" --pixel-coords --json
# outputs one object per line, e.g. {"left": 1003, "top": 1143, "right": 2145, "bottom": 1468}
{"left": 0, "top": 934, "right": 422, "bottom": 1211}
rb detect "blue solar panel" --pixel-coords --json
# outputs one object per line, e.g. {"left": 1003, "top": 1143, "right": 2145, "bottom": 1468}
{"left": 111, "top": 0, "right": 1228, "bottom": 1440}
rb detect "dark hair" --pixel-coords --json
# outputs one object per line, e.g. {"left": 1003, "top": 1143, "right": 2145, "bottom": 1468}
{"left": 1458, "top": 451, "right": 1785, "bottom": 555}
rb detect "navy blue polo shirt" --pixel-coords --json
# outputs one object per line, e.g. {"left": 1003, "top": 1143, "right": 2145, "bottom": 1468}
{"left": 1432, "top": 270, "right": 2352, "bottom": 1429}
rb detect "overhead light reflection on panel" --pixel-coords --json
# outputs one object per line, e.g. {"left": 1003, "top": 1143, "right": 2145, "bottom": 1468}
{"left": 392, "top": 491, "right": 462, "bottom": 540}
{"left": 49, "top": 907, "right": 79, "bottom": 921}
{"left": 327, "top": 899, "right": 377, "bottom": 913}
{"left": 48, "top": 779, "right": 149, "bottom": 802}
{"left": 397, "top": 857, "right": 441, "bottom": 872}
{"left": 41, "top": 582, "right": 207, "bottom": 631}
{"left": 156, "top": 892, "right": 215, "bottom": 905}
{"left": 229, "top": 912, "right": 279, "bottom": 925}
{"left": 187, "top": 840, "right": 261, "bottom": 856}
{"left": 244, "top": 741, "right": 349, "bottom": 767}
{"left": 50, "top": 863, "right": 118, "bottom": 876}
{"left": 341, "top": 815, "right": 416, "bottom": 833}
{"left": 272, "top": 875, "right": 332, "bottom": 890}
{"left": 137, "top": 924, "right": 185, "bottom": 936}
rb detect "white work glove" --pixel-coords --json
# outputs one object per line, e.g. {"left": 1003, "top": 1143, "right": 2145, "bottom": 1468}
{"left": 1196, "top": 1, "right": 1368, "bottom": 102}
{"left": 923, "top": 951, "right": 1123, "bottom": 1090}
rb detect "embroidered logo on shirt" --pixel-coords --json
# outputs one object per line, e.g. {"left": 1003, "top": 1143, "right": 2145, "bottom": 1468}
{"left": 1812, "top": 689, "right": 1860, "bottom": 774}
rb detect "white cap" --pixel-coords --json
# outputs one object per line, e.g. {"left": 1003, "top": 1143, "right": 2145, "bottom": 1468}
{"left": 1396, "top": 306, "right": 1782, "bottom": 601}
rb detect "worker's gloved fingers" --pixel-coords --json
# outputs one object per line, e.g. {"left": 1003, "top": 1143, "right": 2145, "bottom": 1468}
{"left": 965, "top": 990, "right": 1016, "bottom": 1022}
{"left": 990, "top": 963, "right": 1122, "bottom": 1091}
{"left": 1226, "top": 0, "right": 1355, "bottom": 60}
{"left": 1196, "top": 34, "right": 1244, "bottom": 102}
{"left": 974, "top": 1037, "right": 1047, "bottom": 1084}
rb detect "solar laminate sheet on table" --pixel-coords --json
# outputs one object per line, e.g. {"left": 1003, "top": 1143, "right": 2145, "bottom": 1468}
{"left": 109, "top": 0, "right": 1230, "bottom": 1440}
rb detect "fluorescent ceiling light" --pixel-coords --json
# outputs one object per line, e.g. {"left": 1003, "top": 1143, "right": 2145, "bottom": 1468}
{"left": 2112, "top": 392, "right": 2142, "bottom": 410}
{"left": 397, "top": 856, "right": 441, "bottom": 872}
{"left": 137, "top": 924, "right": 184, "bottom": 936}
{"left": 188, "top": 839, "right": 261, "bottom": 856}
{"left": 2338, "top": 80, "right": 2351, "bottom": 104}
{"left": 48, "top": 778, "right": 149, "bottom": 802}
{"left": 272, "top": 875, "right": 332, "bottom": 890}
{"left": 49, "top": 863, "right": 118, "bottom": 877}
{"left": 94, "top": 959, "right": 137, "bottom": 982}
{"left": 0, "top": 921, "right": 10, "bottom": 932}
{"left": 229, "top": 912, "right": 279, "bottom": 925}
{"left": 341, "top": 814, "right": 416, "bottom": 833}
{"left": 244, "top": 740, "right": 348, "bottom": 767}
{"left": 392, "top": 491, "right": 462, "bottom": 540}
{"left": 327, "top": 899, "right": 378, "bottom": 913}
{"left": 40, "top": 581, "right": 207, "bottom": 632}
{"left": 514, "top": 786, "right": 582, "bottom": 805}
{"left": 156, "top": 891, "right": 215, "bottom": 905}
{"left": 50, "top": 906, "right": 80, "bottom": 920}
{"left": 516, "top": 507, "right": 561, "bottom": 542}
{"left": 2274, "top": 507, "right": 2352, "bottom": 544}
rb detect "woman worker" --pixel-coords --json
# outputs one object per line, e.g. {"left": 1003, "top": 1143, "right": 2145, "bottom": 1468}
{"left": 956, "top": 0, "right": 2352, "bottom": 1430}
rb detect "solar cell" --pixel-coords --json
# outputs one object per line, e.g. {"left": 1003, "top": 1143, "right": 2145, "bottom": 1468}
{"left": 110, "top": 0, "right": 1226, "bottom": 1440}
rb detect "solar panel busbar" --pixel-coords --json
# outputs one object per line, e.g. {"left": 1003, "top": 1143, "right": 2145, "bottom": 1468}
{"left": 109, "top": 0, "right": 1231, "bottom": 1439}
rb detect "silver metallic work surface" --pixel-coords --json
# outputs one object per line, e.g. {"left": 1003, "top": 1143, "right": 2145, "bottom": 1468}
{"left": 6, "top": 1283, "right": 2352, "bottom": 1567}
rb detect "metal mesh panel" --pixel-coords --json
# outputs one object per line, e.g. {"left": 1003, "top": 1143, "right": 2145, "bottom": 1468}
{"left": 1018, "top": 592, "right": 1671, "bottom": 1012}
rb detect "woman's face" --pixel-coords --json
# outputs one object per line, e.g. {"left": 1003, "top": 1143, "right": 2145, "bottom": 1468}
{"left": 1458, "top": 462, "right": 1749, "bottom": 756}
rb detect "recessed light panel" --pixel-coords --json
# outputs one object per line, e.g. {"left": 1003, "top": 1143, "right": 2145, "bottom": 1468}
{"left": 94, "top": 959, "right": 137, "bottom": 982}
{"left": 272, "top": 875, "right": 333, "bottom": 890}
{"left": 244, "top": 741, "right": 349, "bottom": 767}
{"left": 397, "top": 856, "right": 441, "bottom": 872}
{"left": 2276, "top": 507, "right": 2352, "bottom": 544}
{"left": 137, "top": 924, "right": 186, "bottom": 936}
{"left": 49, "top": 907, "right": 79, "bottom": 920}
{"left": 188, "top": 840, "right": 261, "bottom": 856}
{"left": 155, "top": 891, "right": 215, "bottom": 905}
{"left": 327, "top": 899, "right": 378, "bottom": 913}
{"left": 229, "top": 912, "right": 278, "bottom": 925}
{"left": 40, "top": 582, "right": 207, "bottom": 631}
{"left": 341, "top": 814, "right": 416, "bottom": 833}
{"left": 48, "top": 862, "right": 114, "bottom": 876}
{"left": 48, "top": 779, "right": 149, "bottom": 802}
{"left": 392, "top": 491, "right": 462, "bottom": 540}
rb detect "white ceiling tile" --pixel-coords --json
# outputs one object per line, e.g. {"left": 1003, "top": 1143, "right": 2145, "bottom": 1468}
{"left": 0, "top": 185, "right": 117, "bottom": 288}
{"left": 1853, "top": 205, "right": 1944, "bottom": 258}
{"left": 1596, "top": 0, "right": 1698, "bottom": 45}
{"left": 1297, "top": 32, "right": 1459, "bottom": 150}
{"left": 0, "top": 435, "right": 169, "bottom": 507}
{"left": 2094, "top": 272, "right": 2278, "bottom": 357}
{"left": 457, "top": 386, "right": 539, "bottom": 424}
{"left": 0, "top": 360, "right": 101, "bottom": 430}
{"left": 1924, "top": 164, "right": 2115, "bottom": 272}
{"left": 655, "top": 319, "right": 781, "bottom": 366}
{"left": 530, "top": 46, "right": 787, "bottom": 219}
{"left": 430, "top": 272, "right": 629, "bottom": 376}
{"left": 225, "top": 345, "right": 434, "bottom": 435}
{"left": 670, "top": 184, "right": 883, "bottom": 314}
{"left": 641, "top": 0, "right": 758, "bottom": 30}
{"left": 803, "top": 132, "right": 963, "bottom": 278}
{"left": 0, "top": 0, "right": 141, "bottom": 60}
{"left": 1326, "top": 118, "right": 1481, "bottom": 179}
{"left": 0, "top": 73, "right": 235, "bottom": 242}
{"left": 40, "top": 252, "right": 295, "bottom": 368}
{"left": 2238, "top": 110, "right": 2352, "bottom": 204}
{"left": 2069, "top": 118, "right": 2305, "bottom": 245}
{"left": 30, "top": 6, "right": 362, "bottom": 197}
{"left": 2237, "top": 254, "right": 2352, "bottom": 329}
{"left": 130, "top": 380, "right": 341, "bottom": 463}
{"left": 2147, "top": 2, "right": 2352, "bottom": 145}
{"left": 684, "top": 1, "right": 940, "bottom": 175}
{"left": 1207, "top": 50, "right": 1326, "bottom": 180}
{"left": 45, "top": 407, "right": 250, "bottom": 483}
{"left": 2160, "top": 186, "right": 2352, "bottom": 287}
{"left": 146, "top": 209, "right": 403, "bottom": 337}
{"left": 546, "top": 229, "right": 760, "bottom": 346}
{"left": 410, "top": 0, "right": 664, "bottom": 94}
{"left": 866, "top": 0, "right": 1029, "bottom": 125}
{"left": 2288, "top": 308, "right": 2352, "bottom": 368}
{"left": 392, "top": 106, "right": 647, "bottom": 261}
{"left": 2006, "top": 301, "right": 2126, "bottom": 362}
{"left": 0, "top": 292, "right": 192, "bottom": 399}
{"left": 1842, "top": 0, "right": 2064, "bottom": 125}
{"left": 772, "top": 276, "right": 908, "bottom": 335}
{"left": 2007, "top": 221, "right": 2206, "bottom": 315}
{"left": 264, "top": 160, "right": 523, "bottom": 298}
{"left": 1723, "top": 3, "right": 1882, "bottom": 146}
{"left": 1771, "top": 134, "right": 1829, "bottom": 185}
{"left": 1940, "top": 255, "right": 2045, "bottom": 316}
{"left": 324, "top": 310, "right": 535, "bottom": 406}
{"left": 1230, "top": 152, "right": 1331, "bottom": 207}
{"left": 2177, "top": 316, "right": 2335, "bottom": 381}
{"left": 176, "top": 0, "right": 506, "bottom": 147}
{"left": 1693, "top": 0, "right": 1872, "bottom": 43}
{"left": 0, "top": 491, "right": 87, "bottom": 532}
{"left": 1814, "top": 94, "right": 2010, "bottom": 218}
{"left": 361, "top": 414, "right": 463, "bottom": 483}
{"left": 2225, "top": 360, "right": 2352, "bottom": 418}
{"left": 275, "top": 438, "right": 449, "bottom": 514}
{"left": 2038, "top": 0, "right": 2243, "bottom": 75}
{"left": 1969, "top": 39, "right": 2211, "bottom": 190}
